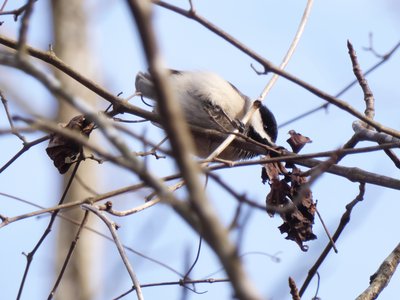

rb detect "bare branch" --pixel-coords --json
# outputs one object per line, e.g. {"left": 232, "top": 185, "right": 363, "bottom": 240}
{"left": 279, "top": 40, "right": 400, "bottom": 128}
{"left": 0, "top": 0, "right": 32, "bottom": 21}
{"left": 127, "top": 1, "right": 262, "bottom": 298}
{"left": 82, "top": 204, "right": 144, "bottom": 300}
{"left": 300, "top": 183, "right": 366, "bottom": 296}
{"left": 114, "top": 277, "right": 230, "bottom": 300}
{"left": 356, "top": 242, "right": 400, "bottom": 300}
{"left": 16, "top": 159, "right": 82, "bottom": 299}
{"left": 0, "top": 35, "right": 156, "bottom": 122}
{"left": 0, "top": 135, "right": 49, "bottom": 173}
{"left": 16, "top": 0, "right": 35, "bottom": 56}
{"left": 48, "top": 211, "right": 89, "bottom": 299}
{"left": 289, "top": 277, "right": 301, "bottom": 300}
{"left": 347, "top": 40, "right": 375, "bottom": 121}
{"left": 0, "top": 90, "right": 27, "bottom": 142}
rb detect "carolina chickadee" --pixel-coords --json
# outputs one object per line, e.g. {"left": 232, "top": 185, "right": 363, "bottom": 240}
{"left": 135, "top": 70, "right": 277, "bottom": 160}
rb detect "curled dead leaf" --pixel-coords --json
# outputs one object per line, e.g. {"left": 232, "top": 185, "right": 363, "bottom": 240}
{"left": 46, "top": 115, "right": 94, "bottom": 174}
{"left": 287, "top": 130, "right": 312, "bottom": 153}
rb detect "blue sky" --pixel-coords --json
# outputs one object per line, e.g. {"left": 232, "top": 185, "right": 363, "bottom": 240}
{"left": 1, "top": 1, "right": 400, "bottom": 299}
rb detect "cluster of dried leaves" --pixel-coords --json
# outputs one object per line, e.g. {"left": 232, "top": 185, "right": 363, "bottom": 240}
{"left": 263, "top": 130, "right": 316, "bottom": 251}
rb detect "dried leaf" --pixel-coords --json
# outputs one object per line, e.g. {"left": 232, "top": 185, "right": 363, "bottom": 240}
{"left": 287, "top": 130, "right": 312, "bottom": 153}
{"left": 264, "top": 163, "right": 317, "bottom": 251}
{"left": 262, "top": 161, "right": 281, "bottom": 184}
{"left": 46, "top": 115, "right": 94, "bottom": 174}
{"left": 266, "top": 179, "right": 290, "bottom": 217}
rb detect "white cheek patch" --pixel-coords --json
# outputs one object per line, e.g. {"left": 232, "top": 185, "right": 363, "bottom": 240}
{"left": 250, "top": 110, "right": 273, "bottom": 143}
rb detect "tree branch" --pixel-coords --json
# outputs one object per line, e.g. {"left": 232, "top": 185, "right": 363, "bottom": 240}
{"left": 356, "top": 242, "right": 400, "bottom": 300}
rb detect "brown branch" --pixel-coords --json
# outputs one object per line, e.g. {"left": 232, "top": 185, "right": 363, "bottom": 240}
{"left": 0, "top": 135, "right": 49, "bottom": 173}
{"left": 206, "top": 143, "right": 400, "bottom": 190}
{"left": 279, "top": 40, "right": 400, "bottom": 128}
{"left": 7, "top": 114, "right": 400, "bottom": 198}
{"left": 127, "top": 1, "right": 262, "bottom": 299}
{"left": 353, "top": 121, "right": 400, "bottom": 169}
{"left": 114, "top": 277, "right": 230, "bottom": 300}
{"left": 16, "top": 0, "right": 35, "bottom": 55}
{"left": 48, "top": 211, "right": 89, "bottom": 299}
{"left": 356, "top": 242, "right": 400, "bottom": 300}
{"left": 299, "top": 183, "right": 365, "bottom": 296}
{"left": 347, "top": 40, "right": 375, "bottom": 121}
{"left": 16, "top": 159, "right": 82, "bottom": 300}
{"left": 0, "top": 0, "right": 8, "bottom": 11}
{"left": 0, "top": 90, "right": 26, "bottom": 142}
{"left": 289, "top": 277, "right": 301, "bottom": 300}
{"left": 0, "top": 35, "right": 156, "bottom": 122}
{"left": 82, "top": 204, "right": 144, "bottom": 300}
{"left": 315, "top": 206, "right": 338, "bottom": 253}
{"left": 0, "top": 0, "right": 32, "bottom": 20}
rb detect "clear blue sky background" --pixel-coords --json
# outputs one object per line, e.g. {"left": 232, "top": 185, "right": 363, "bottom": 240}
{"left": 1, "top": 0, "right": 400, "bottom": 299}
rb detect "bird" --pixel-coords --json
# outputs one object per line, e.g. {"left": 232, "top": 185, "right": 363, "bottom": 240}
{"left": 135, "top": 70, "right": 277, "bottom": 160}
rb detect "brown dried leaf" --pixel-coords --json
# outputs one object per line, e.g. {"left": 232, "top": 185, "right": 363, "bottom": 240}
{"left": 287, "top": 130, "right": 312, "bottom": 153}
{"left": 266, "top": 179, "right": 290, "bottom": 217}
{"left": 46, "top": 115, "right": 94, "bottom": 174}
{"left": 262, "top": 161, "right": 280, "bottom": 184}
{"left": 264, "top": 164, "right": 317, "bottom": 251}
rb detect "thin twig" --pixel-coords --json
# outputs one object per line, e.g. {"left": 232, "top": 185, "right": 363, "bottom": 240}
{"left": 347, "top": 38, "right": 400, "bottom": 176}
{"left": 299, "top": 183, "right": 366, "bottom": 296}
{"left": 113, "top": 278, "right": 230, "bottom": 300}
{"left": 11, "top": 115, "right": 400, "bottom": 194}
{"left": 0, "top": 0, "right": 31, "bottom": 20}
{"left": 82, "top": 204, "right": 144, "bottom": 300}
{"left": 0, "top": 90, "right": 27, "bottom": 142}
{"left": 0, "top": 135, "right": 49, "bottom": 173}
{"left": 279, "top": 40, "right": 400, "bottom": 128}
{"left": 48, "top": 211, "right": 89, "bottom": 299}
{"left": 315, "top": 206, "right": 338, "bottom": 253}
{"left": 16, "top": 0, "right": 35, "bottom": 56}
{"left": 183, "top": 237, "right": 203, "bottom": 281}
{"left": 206, "top": 171, "right": 266, "bottom": 211}
{"left": 16, "top": 159, "right": 82, "bottom": 300}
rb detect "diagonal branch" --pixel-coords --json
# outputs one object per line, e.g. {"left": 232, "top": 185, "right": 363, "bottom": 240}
{"left": 82, "top": 204, "right": 144, "bottom": 300}
{"left": 299, "top": 183, "right": 365, "bottom": 296}
{"left": 127, "top": 1, "right": 262, "bottom": 299}
{"left": 356, "top": 242, "right": 400, "bottom": 300}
